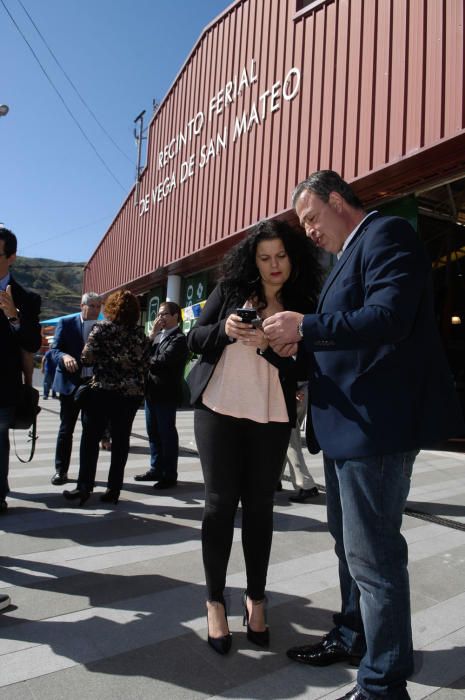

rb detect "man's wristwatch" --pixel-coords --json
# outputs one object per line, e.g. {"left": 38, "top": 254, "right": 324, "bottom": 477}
{"left": 297, "top": 319, "right": 304, "bottom": 338}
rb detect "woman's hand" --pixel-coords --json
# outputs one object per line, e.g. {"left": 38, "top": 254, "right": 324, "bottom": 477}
{"left": 225, "top": 313, "right": 253, "bottom": 340}
{"left": 225, "top": 314, "right": 269, "bottom": 351}
{"left": 245, "top": 327, "right": 269, "bottom": 352}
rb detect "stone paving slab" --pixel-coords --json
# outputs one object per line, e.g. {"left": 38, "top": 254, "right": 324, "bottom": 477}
{"left": 1, "top": 390, "right": 465, "bottom": 698}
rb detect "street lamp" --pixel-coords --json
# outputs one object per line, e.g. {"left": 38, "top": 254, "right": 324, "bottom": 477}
{"left": 0, "top": 105, "right": 9, "bottom": 117}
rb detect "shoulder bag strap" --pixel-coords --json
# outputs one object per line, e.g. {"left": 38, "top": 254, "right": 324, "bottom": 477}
{"left": 12, "top": 416, "right": 39, "bottom": 463}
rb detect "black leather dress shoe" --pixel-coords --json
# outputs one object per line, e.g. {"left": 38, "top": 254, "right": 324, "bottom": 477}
{"left": 51, "top": 472, "right": 68, "bottom": 485}
{"left": 153, "top": 480, "right": 177, "bottom": 490}
{"left": 0, "top": 500, "right": 8, "bottom": 514}
{"left": 287, "top": 635, "right": 361, "bottom": 667}
{"left": 289, "top": 487, "right": 319, "bottom": 502}
{"left": 100, "top": 489, "right": 120, "bottom": 504}
{"left": 63, "top": 488, "right": 91, "bottom": 506}
{"left": 336, "top": 686, "right": 368, "bottom": 700}
{"left": 134, "top": 471, "right": 160, "bottom": 482}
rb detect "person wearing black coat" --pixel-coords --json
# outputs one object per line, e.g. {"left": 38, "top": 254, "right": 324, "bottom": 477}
{"left": 0, "top": 226, "right": 41, "bottom": 515}
{"left": 187, "top": 219, "right": 321, "bottom": 655}
{"left": 134, "top": 301, "right": 188, "bottom": 489}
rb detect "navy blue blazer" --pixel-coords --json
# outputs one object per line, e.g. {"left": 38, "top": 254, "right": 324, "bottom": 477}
{"left": 301, "top": 213, "right": 464, "bottom": 459}
{"left": 51, "top": 315, "right": 86, "bottom": 395}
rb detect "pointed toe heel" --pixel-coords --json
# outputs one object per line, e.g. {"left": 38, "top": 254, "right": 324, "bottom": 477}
{"left": 206, "top": 600, "right": 232, "bottom": 655}
{"left": 208, "top": 632, "right": 232, "bottom": 655}
{"left": 242, "top": 591, "right": 270, "bottom": 648}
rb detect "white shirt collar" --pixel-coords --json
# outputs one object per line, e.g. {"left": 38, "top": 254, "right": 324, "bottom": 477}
{"left": 154, "top": 325, "right": 178, "bottom": 343}
{"left": 337, "top": 211, "right": 378, "bottom": 259}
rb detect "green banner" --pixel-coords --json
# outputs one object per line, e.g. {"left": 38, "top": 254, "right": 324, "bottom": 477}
{"left": 181, "top": 273, "right": 208, "bottom": 308}
{"left": 145, "top": 287, "right": 164, "bottom": 334}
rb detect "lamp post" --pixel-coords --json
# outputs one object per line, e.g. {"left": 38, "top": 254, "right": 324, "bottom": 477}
{"left": 0, "top": 105, "right": 9, "bottom": 117}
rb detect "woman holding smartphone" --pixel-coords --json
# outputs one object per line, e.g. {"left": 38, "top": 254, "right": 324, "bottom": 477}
{"left": 187, "top": 218, "right": 321, "bottom": 654}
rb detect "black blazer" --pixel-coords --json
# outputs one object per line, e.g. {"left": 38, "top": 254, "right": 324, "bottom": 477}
{"left": 0, "top": 276, "right": 41, "bottom": 407}
{"left": 145, "top": 327, "right": 189, "bottom": 405}
{"left": 187, "top": 283, "right": 299, "bottom": 425}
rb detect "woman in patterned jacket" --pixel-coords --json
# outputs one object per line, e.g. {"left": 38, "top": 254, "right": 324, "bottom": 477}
{"left": 64, "top": 290, "right": 149, "bottom": 506}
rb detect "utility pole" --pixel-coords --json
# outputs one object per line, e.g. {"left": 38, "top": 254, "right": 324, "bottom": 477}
{"left": 133, "top": 110, "right": 146, "bottom": 207}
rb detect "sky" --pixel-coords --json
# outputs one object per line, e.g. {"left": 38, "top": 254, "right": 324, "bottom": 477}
{"left": 1, "top": 0, "right": 230, "bottom": 262}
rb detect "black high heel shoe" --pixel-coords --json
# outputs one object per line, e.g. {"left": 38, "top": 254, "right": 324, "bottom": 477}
{"left": 206, "top": 600, "right": 232, "bottom": 655}
{"left": 242, "top": 591, "right": 270, "bottom": 647}
{"left": 100, "top": 489, "right": 120, "bottom": 504}
{"left": 63, "top": 488, "right": 91, "bottom": 506}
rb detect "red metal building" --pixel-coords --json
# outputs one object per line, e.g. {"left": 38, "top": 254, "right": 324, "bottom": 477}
{"left": 84, "top": 0, "right": 465, "bottom": 404}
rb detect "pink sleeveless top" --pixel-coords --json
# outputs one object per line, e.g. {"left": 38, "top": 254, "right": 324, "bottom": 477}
{"left": 202, "top": 340, "right": 289, "bottom": 423}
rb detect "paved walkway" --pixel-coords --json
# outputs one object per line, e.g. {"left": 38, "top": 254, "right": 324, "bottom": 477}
{"left": 1, "top": 390, "right": 465, "bottom": 699}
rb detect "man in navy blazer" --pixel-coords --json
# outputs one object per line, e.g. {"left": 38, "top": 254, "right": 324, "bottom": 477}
{"left": 264, "top": 171, "right": 464, "bottom": 700}
{"left": 51, "top": 292, "right": 101, "bottom": 485}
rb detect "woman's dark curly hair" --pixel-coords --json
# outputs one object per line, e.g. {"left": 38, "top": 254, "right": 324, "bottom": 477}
{"left": 104, "top": 289, "right": 140, "bottom": 326}
{"left": 220, "top": 218, "right": 322, "bottom": 313}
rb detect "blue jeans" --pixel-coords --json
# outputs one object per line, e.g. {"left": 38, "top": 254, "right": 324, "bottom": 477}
{"left": 324, "top": 450, "right": 418, "bottom": 699}
{"left": 0, "top": 406, "right": 15, "bottom": 500}
{"left": 145, "top": 399, "right": 178, "bottom": 482}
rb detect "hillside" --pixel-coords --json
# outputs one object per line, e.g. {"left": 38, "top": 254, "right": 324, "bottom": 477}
{"left": 12, "top": 256, "right": 85, "bottom": 320}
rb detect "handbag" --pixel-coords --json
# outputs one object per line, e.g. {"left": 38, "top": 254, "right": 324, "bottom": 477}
{"left": 11, "top": 385, "right": 41, "bottom": 430}
{"left": 10, "top": 384, "right": 41, "bottom": 463}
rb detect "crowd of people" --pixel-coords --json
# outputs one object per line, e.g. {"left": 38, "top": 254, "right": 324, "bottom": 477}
{"left": 1, "top": 169, "right": 464, "bottom": 700}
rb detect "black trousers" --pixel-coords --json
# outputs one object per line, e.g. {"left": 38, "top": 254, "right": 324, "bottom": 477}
{"left": 55, "top": 393, "right": 82, "bottom": 475}
{"left": 78, "top": 389, "right": 141, "bottom": 493}
{"left": 194, "top": 406, "right": 291, "bottom": 602}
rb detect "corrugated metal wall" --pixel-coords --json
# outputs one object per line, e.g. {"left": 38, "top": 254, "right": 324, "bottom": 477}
{"left": 84, "top": 0, "right": 465, "bottom": 295}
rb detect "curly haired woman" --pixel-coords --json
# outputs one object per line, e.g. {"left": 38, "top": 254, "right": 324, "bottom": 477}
{"left": 187, "top": 218, "right": 321, "bottom": 654}
{"left": 64, "top": 290, "right": 149, "bottom": 506}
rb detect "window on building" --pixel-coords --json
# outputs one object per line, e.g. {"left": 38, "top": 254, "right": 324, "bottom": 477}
{"left": 295, "top": 0, "right": 327, "bottom": 15}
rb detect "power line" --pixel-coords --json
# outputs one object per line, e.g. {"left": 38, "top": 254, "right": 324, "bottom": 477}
{"left": 18, "top": 214, "right": 113, "bottom": 253}
{"left": 0, "top": 0, "right": 127, "bottom": 192}
{"left": 15, "top": 264, "right": 84, "bottom": 268}
{"left": 16, "top": 0, "right": 133, "bottom": 164}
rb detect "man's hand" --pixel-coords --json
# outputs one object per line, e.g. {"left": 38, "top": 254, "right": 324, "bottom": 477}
{"left": 273, "top": 342, "right": 299, "bottom": 357}
{"left": 149, "top": 315, "right": 164, "bottom": 339}
{"left": 0, "top": 285, "right": 17, "bottom": 319}
{"left": 262, "top": 311, "right": 303, "bottom": 346}
{"left": 63, "top": 354, "right": 79, "bottom": 373}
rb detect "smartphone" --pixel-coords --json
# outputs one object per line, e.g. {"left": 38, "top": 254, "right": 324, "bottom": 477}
{"left": 236, "top": 307, "right": 258, "bottom": 323}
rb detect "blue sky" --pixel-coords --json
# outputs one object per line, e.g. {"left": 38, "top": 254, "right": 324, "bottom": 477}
{"left": 1, "top": 0, "right": 230, "bottom": 262}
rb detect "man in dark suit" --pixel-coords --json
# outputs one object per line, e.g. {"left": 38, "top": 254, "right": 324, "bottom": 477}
{"left": 50, "top": 292, "right": 101, "bottom": 485}
{"left": 134, "top": 301, "right": 188, "bottom": 489}
{"left": 0, "top": 226, "right": 41, "bottom": 518}
{"left": 263, "top": 171, "right": 464, "bottom": 700}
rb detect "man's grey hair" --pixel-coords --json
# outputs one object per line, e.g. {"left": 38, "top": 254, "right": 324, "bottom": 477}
{"left": 291, "top": 170, "right": 364, "bottom": 210}
{"left": 81, "top": 292, "right": 102, "bottom": 305}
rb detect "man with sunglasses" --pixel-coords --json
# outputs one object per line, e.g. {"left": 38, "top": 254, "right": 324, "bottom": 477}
{"left": 134, "top": 301, "right": 188, "bottom": 489}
